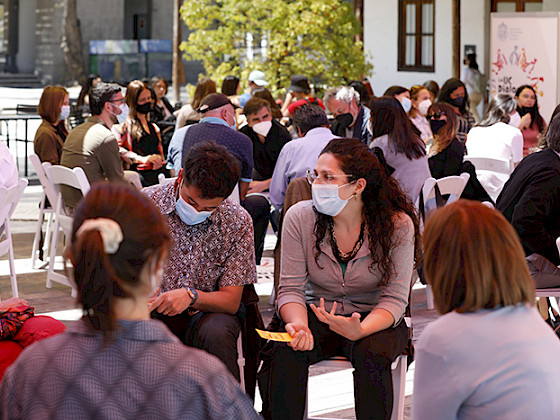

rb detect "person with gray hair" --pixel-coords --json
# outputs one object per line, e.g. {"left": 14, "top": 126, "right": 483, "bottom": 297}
{"left": 270, "top": 103, "right": 337, "bottom": 209}
{"left": 324, "top": 86, "right": 371, "bottom": 145}
{"left": 465, "top": 93, "right": 524, "bottom": 200}
{"left": 497, "top": 111, "right": 560, "bottom": 288}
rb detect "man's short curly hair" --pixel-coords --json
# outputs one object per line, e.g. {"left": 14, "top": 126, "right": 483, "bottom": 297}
{"left": 182, "top": 141, "right": 241, "bottom": 199}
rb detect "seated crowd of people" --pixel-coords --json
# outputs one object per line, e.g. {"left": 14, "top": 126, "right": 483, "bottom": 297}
{"left": 1, "top": 65, "right": 560, "bottom": 419}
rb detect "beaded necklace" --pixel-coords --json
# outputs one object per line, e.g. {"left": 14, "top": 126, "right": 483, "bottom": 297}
{"left": 329, "top": 220, "right": 366, "bottom": 263}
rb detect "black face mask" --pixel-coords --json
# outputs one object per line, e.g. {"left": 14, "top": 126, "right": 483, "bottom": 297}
{"left": 335, "top": 113, "right": 354, "bottom": 128}
{"left": 449, "top": 96, "right": 465, "bottom": 108}
{"left": 136, "top": 102, "right": 152, "bottom": 115}
{"left": 429, "top": 119, "right": 447, "bottom": 135}
{"left": 518, "top": 105, "right": 534, "bottom": 116}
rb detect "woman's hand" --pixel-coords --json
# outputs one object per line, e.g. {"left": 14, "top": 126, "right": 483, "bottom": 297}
{"left": 146, "top": 154, "right": 164, "bottom": 170}
{"left": 519, "top": 113, "right": 532, "bottom": 130}
{"left": 285, "top": 322, "right": 314, "bottom": 351}
{"left": 311, "top": 298, "right": 364, "bottom": 341}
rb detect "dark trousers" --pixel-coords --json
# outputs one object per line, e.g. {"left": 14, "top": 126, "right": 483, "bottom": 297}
{"left": 153, "top": 311, "right": 241, "bottom": 381}
{"left": 242, "top": 194, "right": 271, "bottom": 265}
{"left": 269, "top": 308, "right": 408, "bottom": 420}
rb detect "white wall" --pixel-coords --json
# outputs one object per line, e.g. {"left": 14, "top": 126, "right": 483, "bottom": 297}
{"left": 363, "top": 0, "right": 487, "bottom": 94}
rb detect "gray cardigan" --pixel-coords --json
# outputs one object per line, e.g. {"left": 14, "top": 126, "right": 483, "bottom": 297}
{"left": 277, "top": 201, "right": 414, "bottom": 325}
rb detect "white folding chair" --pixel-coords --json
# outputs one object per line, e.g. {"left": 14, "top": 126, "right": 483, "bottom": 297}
{"left": 464, "top": 156, "right": 513, "bottom": 202}
{"left": 43, "top": 163, "right": 91, "bottom": 296}
{"left": 464, "top": 156, "right": 513, "bottom": 174}
{"left": 123, "top": 170, "right": 143, "bottom": 189}
{"left": 304, "top": 354, "right": 407, "bottom": 420}
{"left": 158, "top": 173, "right": 177, "bottom": 185}
{"left": 29, "top": 154, "right": 58, "bottom": 269}
{"left": 534, "top": 237, "right": 560, "bottom": 299}
{"left": 0, "top": 178, "right": 29, "bottom": 300}
{"left": 420, "top": 173, "right": 470, "bottom": 309}
{"left": 237, "top": 333, "right": 246, "bottom": 392}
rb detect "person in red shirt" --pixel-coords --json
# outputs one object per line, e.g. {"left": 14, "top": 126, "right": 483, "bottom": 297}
{"left": 281, "top": 75, "right": 325, "bottom": 117}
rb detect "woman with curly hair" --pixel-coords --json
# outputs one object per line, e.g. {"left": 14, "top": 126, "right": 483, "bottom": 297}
{"left": 268, "top": 138, "right": 420, "bottom": 420}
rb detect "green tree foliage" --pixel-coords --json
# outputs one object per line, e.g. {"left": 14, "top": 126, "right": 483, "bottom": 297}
{"left": 180, "top": 0, "right": 372, "bottom": 94}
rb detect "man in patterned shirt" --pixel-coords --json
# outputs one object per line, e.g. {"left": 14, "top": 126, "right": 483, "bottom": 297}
{"left": 145, "top": 141, "right": 257, "bottom": 381}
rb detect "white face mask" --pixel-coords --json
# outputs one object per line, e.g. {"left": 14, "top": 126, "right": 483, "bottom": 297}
{"left": 312, "top": 183, "right": 355, "bottom": 217}
{"left": 417, "top": 99, "right": 432, "bottom": 116}
{"left": 400, "top": 97, "right": 412, "bottom": 113}
{"left": 59, "top": 105, "right": 71, "bottom": 121}
{"left": 252, "top": 120, "right": 272, "bottom": 137}
{"left": 109, "top": 102, "right": 129, "bottom": 124}
{"left": 176, "top": 195, "right": 213, "bottom": 225}
{"left": 509, "top": 111, "right": 521, "bottom": 128}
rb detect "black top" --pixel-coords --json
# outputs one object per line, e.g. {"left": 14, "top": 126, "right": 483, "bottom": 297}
{"left": 240, "top": 119, "right": 291, "bottom": 180}
{"left": 429, "top": 137, "right": 492, "bottom": 203}
{"left": 428, "top": 138, "right": 465, "bottom": 179}
{"left": 131, "top": 122, "right": 161, "bottom": 170}
{"left": 497, "top": 148, "right": 560, "bottom": 264}
{"left": 150, "top": 97, "right": 174, "bottom": 123}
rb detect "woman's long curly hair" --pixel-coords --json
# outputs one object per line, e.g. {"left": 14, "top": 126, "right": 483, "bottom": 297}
{"left": 313, "top": 138, "right": 421, "bottom": 287}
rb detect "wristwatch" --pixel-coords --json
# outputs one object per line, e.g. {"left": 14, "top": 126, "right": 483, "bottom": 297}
{"left": 186, "top": 287, "right": 199, "bottom": 306}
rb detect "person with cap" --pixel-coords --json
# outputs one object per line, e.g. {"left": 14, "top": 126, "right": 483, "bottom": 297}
{"left": 239, "top": 70, "right": 268, "bottom": 108}
{"left": 281, "top": 75, "right": 325, "bottom": 118}
{"left": 324, "top": 85, "right": 371, "bottom": 146}
{"left": 166, "top": 93, "right": 271, "bottom": 265}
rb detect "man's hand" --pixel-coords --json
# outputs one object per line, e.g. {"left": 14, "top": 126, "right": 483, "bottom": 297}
{"left": 247, "top": 180, "right": 269, "bottom": 194}
{"left": 310, "top": 298, "right": 364, "bottom": 341}
{"left": 285, "top": 322, "right": 314, "bottom": 351}
{"left": 150, "top": 289, "right": 193, "bottom": 316}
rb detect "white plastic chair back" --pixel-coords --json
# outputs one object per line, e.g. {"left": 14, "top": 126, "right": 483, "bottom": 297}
{"left": 43, "top": 164, "right": 90, "bottom": 295}
{"left": 158, "top": 174, "right": 177, "bottom": 185}
{"left": 229, "top": 183, "right": 241, "bottom": 205}
{"left": 464, "top": 156, "right": 513, "bottom": 175}
{"left": 420, "top": 173, "right": 470, "bottom": 310}
{"left": 29, "top": 154, "right": 57, "bottom": 268}
{"left": 0, "top": 178, "right": 28, "bottom": 299}
{"left": 420, "top": 173, "right": 470, "bottom": 216}
{"left": 123, "top": 170, "right": 143, "bottom": 189}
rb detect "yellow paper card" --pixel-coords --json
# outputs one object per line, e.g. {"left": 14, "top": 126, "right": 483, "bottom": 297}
{"left": 256, "top": 328, "right": 293, "bottom": 342}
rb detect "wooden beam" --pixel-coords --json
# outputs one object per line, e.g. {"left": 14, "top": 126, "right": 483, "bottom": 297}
{"left": 452, "top": 0, "right": 461, "bottom": 79}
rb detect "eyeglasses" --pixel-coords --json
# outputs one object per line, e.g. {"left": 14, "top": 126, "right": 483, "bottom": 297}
{"left": 110, "top": 98, "right": 126, "bottom": 104}
{"left": 306, "top": 169, "right": 353, "bottom": 185}
{"left": 426, "top": 112, "right": 446, "bottom": 119}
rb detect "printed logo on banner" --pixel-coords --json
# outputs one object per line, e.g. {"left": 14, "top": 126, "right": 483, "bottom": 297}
{"left": 491, "top": 22, "right": 545, "bottom": 100}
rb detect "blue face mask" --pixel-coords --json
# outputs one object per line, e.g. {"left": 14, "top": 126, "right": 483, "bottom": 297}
{"left": 176, "top": 195, "right": 213, "bottom": 225}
